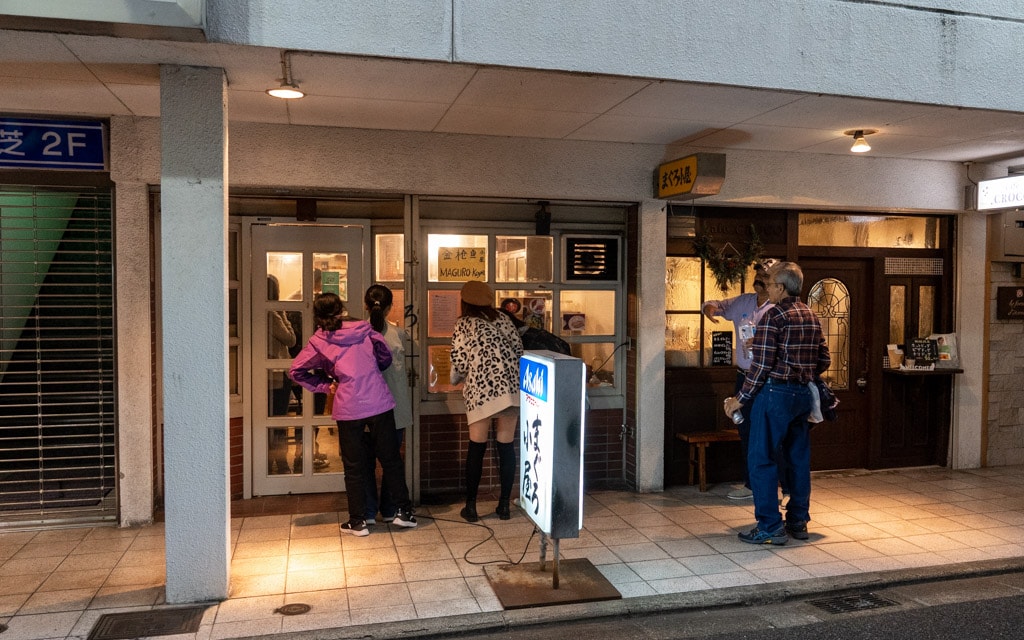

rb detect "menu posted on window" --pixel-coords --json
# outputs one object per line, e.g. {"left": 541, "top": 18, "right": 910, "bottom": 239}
{"left": 711, "top": 331, "right": 733, "bottom": 366}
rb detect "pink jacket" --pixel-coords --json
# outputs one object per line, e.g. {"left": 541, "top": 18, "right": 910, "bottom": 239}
{"left": 289, "top": 320, "right": 395, "bottom": 421}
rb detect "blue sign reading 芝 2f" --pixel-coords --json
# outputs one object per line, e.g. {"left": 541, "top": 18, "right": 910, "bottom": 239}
{"left": 0, "top": 118, "right": 107, "bottom": 170}
{"left": 520, "top": 359, "right": 549, "bottom": 402}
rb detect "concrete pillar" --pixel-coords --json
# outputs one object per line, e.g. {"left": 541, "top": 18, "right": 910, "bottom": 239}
{"left": 160, "top": 65, "right": 230, "bottom": 603}
{"left": 951, "top": 212, "right": 987, "bottom": 469}
{"left": 636, "top": 199, "right": 667, "bottom": 491}
{"left": 114, "top": 182, "right": 154, "bottom": 527}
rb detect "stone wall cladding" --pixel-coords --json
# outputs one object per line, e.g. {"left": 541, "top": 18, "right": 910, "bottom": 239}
{"left": 988, "top": 262, "right": 1024, "bottom": 465}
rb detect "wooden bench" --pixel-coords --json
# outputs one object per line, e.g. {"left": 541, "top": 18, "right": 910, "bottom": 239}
{"left": 675, "top": 429, "right": 741, "bottom": 492}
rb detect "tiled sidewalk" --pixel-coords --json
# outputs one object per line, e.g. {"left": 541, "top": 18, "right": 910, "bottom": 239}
{"left": 2, "top": 465, "right": 1024, "bottom": 639}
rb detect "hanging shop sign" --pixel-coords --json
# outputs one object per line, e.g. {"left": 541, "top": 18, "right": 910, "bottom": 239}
{"left": 0, "top": 117, "right": 107, "bottom": 170}
{"left": 977, "top": 174, "right": 1024, "bottom": 211}
{"left": 655, "top": 153, "right": 726, "bottom": 200}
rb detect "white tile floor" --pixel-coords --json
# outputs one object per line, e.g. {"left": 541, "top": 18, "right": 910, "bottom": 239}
{"left": 2, "top": 465, "right": 1024, "bottom": 640}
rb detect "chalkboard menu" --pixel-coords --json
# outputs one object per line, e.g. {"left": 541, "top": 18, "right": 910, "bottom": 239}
{"left": 908, "top": 338, "right": 938, "bottom": 363}
{"left": 711, "top": 331, "right": 733, "bottom": 366}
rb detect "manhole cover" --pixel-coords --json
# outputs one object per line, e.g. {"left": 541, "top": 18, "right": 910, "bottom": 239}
{"left": 88, "top": 606, "right": 207, "bottom": 640}
{"left": 808, "top": 593, "right": 899, "bottom": 614}
{"left": 277, "top": 603, "right": 312, "bottom": 616}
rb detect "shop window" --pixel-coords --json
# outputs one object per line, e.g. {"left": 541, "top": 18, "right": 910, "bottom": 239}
{"left": 427, "top": 234, "right": 487, "bottom": 282}
{"left": 496, "top": 236, "right": 553, "bottom": 282}
{"left": 665, "top": 256, "right": 756, "bottom": 368}
{"left": 424, "top": 229, "right": 624, "bottom": 397}
{"left": 798, "top": 213, "right": 941, "bottom": 248}
{"left": 372, "top": 233, "right": 405, "bottom": 326}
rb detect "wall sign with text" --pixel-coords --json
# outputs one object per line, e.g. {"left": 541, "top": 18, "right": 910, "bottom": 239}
{"left": 0, "top": 118, "right": 107, "bottom": 170}
{"left": 997, "top": 286, "right": 1024, "bottom": 319}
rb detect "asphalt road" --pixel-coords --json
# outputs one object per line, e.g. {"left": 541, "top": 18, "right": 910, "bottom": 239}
{"left": 418, "top": 571, "right": 1024, "bottom": 640}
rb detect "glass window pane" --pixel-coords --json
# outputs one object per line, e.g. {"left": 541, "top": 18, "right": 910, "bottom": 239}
{"left": 799, "top": 213, "right": 941, "bottom": 248}
{"left": 313, "top": 424, "right": 340, "bottom": 474}
{"left": 495, "top": 289, "right": 554, "bottom": 331}
{"left": 389, "top": 289, "right": 405, "bottom": 326}
{"left": 496, "top": 236, "right": 553, "bottom": 283}
{"left": 268, "top": 369, "right": 295, "bottom": 417}
{"left": 808, "top": 278, "right": 850, "bottom": 390}
{"left": 666, "top": 257, "right": 702, "bottom": 310}
{"left": 375, "top": 233, "right": 404, "bottom": 282}
{"left": 428, "top": 234, "right": 488, "bottom": 282}
{"left": 666, "top": 314, "right": 701, "bottom": 367}
{"left": 579, "top": 342, "right": 616, "bottom": 387}
{"left": 268, "top": 427, "right": 302, "bottom": 475}
{"left": 313, "top": 252, "right": 348, "bottom": 301}
{"left": 427, "top": 345, "right": 459, "bottom": 393}
{"left": 268, "top": 310, "right": 297, "bottom": 358}
{"left": 267, "top": 252, "right": 302, "bottom": 301}
{"left": 890, "top": 285, "right": 906, "bottom": 345}
{"left": 559, "top": 290, "right": 615, "bottom": 336}
{"left": 918, "top": 285, "right": 935, "bottom": 338}
{"left": 229, "top": 346, "right": 239, "bottom": 395}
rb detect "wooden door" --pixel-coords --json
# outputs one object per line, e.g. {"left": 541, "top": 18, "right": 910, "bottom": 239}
{"left": 799, "top": 259, "right": 873, "bottom": 470}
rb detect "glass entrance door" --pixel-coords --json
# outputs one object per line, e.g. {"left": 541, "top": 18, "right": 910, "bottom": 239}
{"left": 251, "top": 223, "right": 368, "bottom": 496}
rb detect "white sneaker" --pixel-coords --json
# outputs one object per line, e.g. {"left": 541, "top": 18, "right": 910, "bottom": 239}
{"left": 391, "top": 509, "right": 417, "bottom": 528}
{"left": 727, "top": 486, "right": 753, "bottom": 500}
{"left": 340, "top": 520, "right": 369, "bottom": 537}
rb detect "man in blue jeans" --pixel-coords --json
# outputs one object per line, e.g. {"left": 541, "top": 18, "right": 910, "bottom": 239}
{"left": 723, "top": 261, "right": 830, "bottom": 544}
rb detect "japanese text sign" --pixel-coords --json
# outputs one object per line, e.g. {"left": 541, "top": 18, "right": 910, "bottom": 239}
{"left": 437, "top": 246, "right": 486, "bottom": 281}
{"left": 655, "top": 153, "right": 726, "bottom": 200}
{"left": 519, "top": 351, "right": 585, "bottom": 539}
{"left": 0, "top": 118, "right": 107, "bottom": 170}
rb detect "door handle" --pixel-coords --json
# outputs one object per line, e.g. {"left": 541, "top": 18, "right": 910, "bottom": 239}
{"left": 856, "top": 376, "right": 868, "bottom": 392}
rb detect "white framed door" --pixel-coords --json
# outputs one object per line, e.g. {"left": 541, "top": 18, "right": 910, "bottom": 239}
{"left": 251, "top": 222, "right": 369, "bottom": 496}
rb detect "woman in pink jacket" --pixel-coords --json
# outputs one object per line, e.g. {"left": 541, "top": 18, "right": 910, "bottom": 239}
{"left": 290, "top": 292, "right": 417, "bottom": 536}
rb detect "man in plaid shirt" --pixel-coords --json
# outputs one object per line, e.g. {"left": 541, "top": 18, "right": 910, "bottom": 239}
{"left": 723, "top": 261, "right": 830, "bottom": 545}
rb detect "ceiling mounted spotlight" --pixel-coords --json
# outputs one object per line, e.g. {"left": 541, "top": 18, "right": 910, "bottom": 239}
{"left": 267, "top": 51, "right": 304, "bottom": 99}
{"left": 844, "top": 128, "right": 877, "bottom": 153}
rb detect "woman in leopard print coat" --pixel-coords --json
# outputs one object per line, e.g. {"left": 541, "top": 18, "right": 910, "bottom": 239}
{"left": 450, "top": 280, "right": 523, "bottom": 522}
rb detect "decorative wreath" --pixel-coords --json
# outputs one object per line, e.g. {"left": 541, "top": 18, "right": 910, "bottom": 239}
{"left": 692, "top": 225, "right": 763, "bottom": 292}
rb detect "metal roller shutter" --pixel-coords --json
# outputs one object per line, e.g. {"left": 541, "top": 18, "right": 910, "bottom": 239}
{"left": 0, "top": 185, "right": 116, "bottom": 529}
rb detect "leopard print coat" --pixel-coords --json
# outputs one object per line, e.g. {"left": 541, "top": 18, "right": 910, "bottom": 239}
{"left": 450, "top": 313, "right": 524, "bottom": 424}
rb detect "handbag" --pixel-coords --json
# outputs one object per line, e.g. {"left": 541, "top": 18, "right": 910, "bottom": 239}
{"left": 816, "top": 378, "right": 839, "bottom": 422}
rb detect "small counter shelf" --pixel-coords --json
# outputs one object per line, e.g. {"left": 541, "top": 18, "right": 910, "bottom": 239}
{"left": 883, "top": 368, "right": 963, "bottom": 376}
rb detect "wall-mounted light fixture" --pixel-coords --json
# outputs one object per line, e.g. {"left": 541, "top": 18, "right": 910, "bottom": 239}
{"left": 845, "top": 129, "right": 877, "bottom": 153}
{"left": 267, "top": 51, "right": 304, "bottom": 99}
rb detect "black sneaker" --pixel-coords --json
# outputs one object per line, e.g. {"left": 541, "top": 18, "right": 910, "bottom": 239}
{"left": 738, "top": 526, "right": 788, "bottom": 545}
{"left": 785, "top": 520, "right": 809, "bottom": 540}
{"left": 392, "top": 508, "right": 417, "bottom": 528}
{"left": 340, "top": 519, "right": 369, "bottom": 537}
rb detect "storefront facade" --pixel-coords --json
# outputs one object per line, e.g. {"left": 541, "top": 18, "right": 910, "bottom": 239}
{"left": 2, "top": 0, "right": 1020, "bottom": 602}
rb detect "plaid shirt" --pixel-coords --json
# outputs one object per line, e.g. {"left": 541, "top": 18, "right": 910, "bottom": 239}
{"left": 738, "top": 295, "right": 831, "bottom": 404}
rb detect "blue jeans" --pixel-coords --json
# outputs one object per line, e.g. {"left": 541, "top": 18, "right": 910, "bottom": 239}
{"left": 747, "top": 381, "right": 812, "bottom": 533}
{"left": 363, "top": 428, "right": 406, "bottom": 520}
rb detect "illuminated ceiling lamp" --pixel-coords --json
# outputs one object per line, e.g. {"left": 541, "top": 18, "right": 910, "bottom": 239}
{"left": 266, "top": 51, "right": 304, "bottom": 99}
{"left": 845, "top": 128, "right": 877, "bottom": 153}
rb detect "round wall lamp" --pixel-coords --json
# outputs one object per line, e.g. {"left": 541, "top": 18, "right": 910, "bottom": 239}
{"left": 844, "top": 129, "right": 877, "bottom": 153}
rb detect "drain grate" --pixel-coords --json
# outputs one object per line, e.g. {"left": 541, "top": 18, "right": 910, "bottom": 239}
{"left": 808, "top": 593, "right": 899, "bottom": 614}
{"left": 87, "top": 606, "right": 208, "bottom": 640}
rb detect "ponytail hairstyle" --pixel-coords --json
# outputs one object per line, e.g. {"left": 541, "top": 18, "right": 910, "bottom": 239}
{"left": 313, "top": 292, "right": 345, "bottom": 332}
{"left": 364, "top": 283, "right": 394, "bottom": 333}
